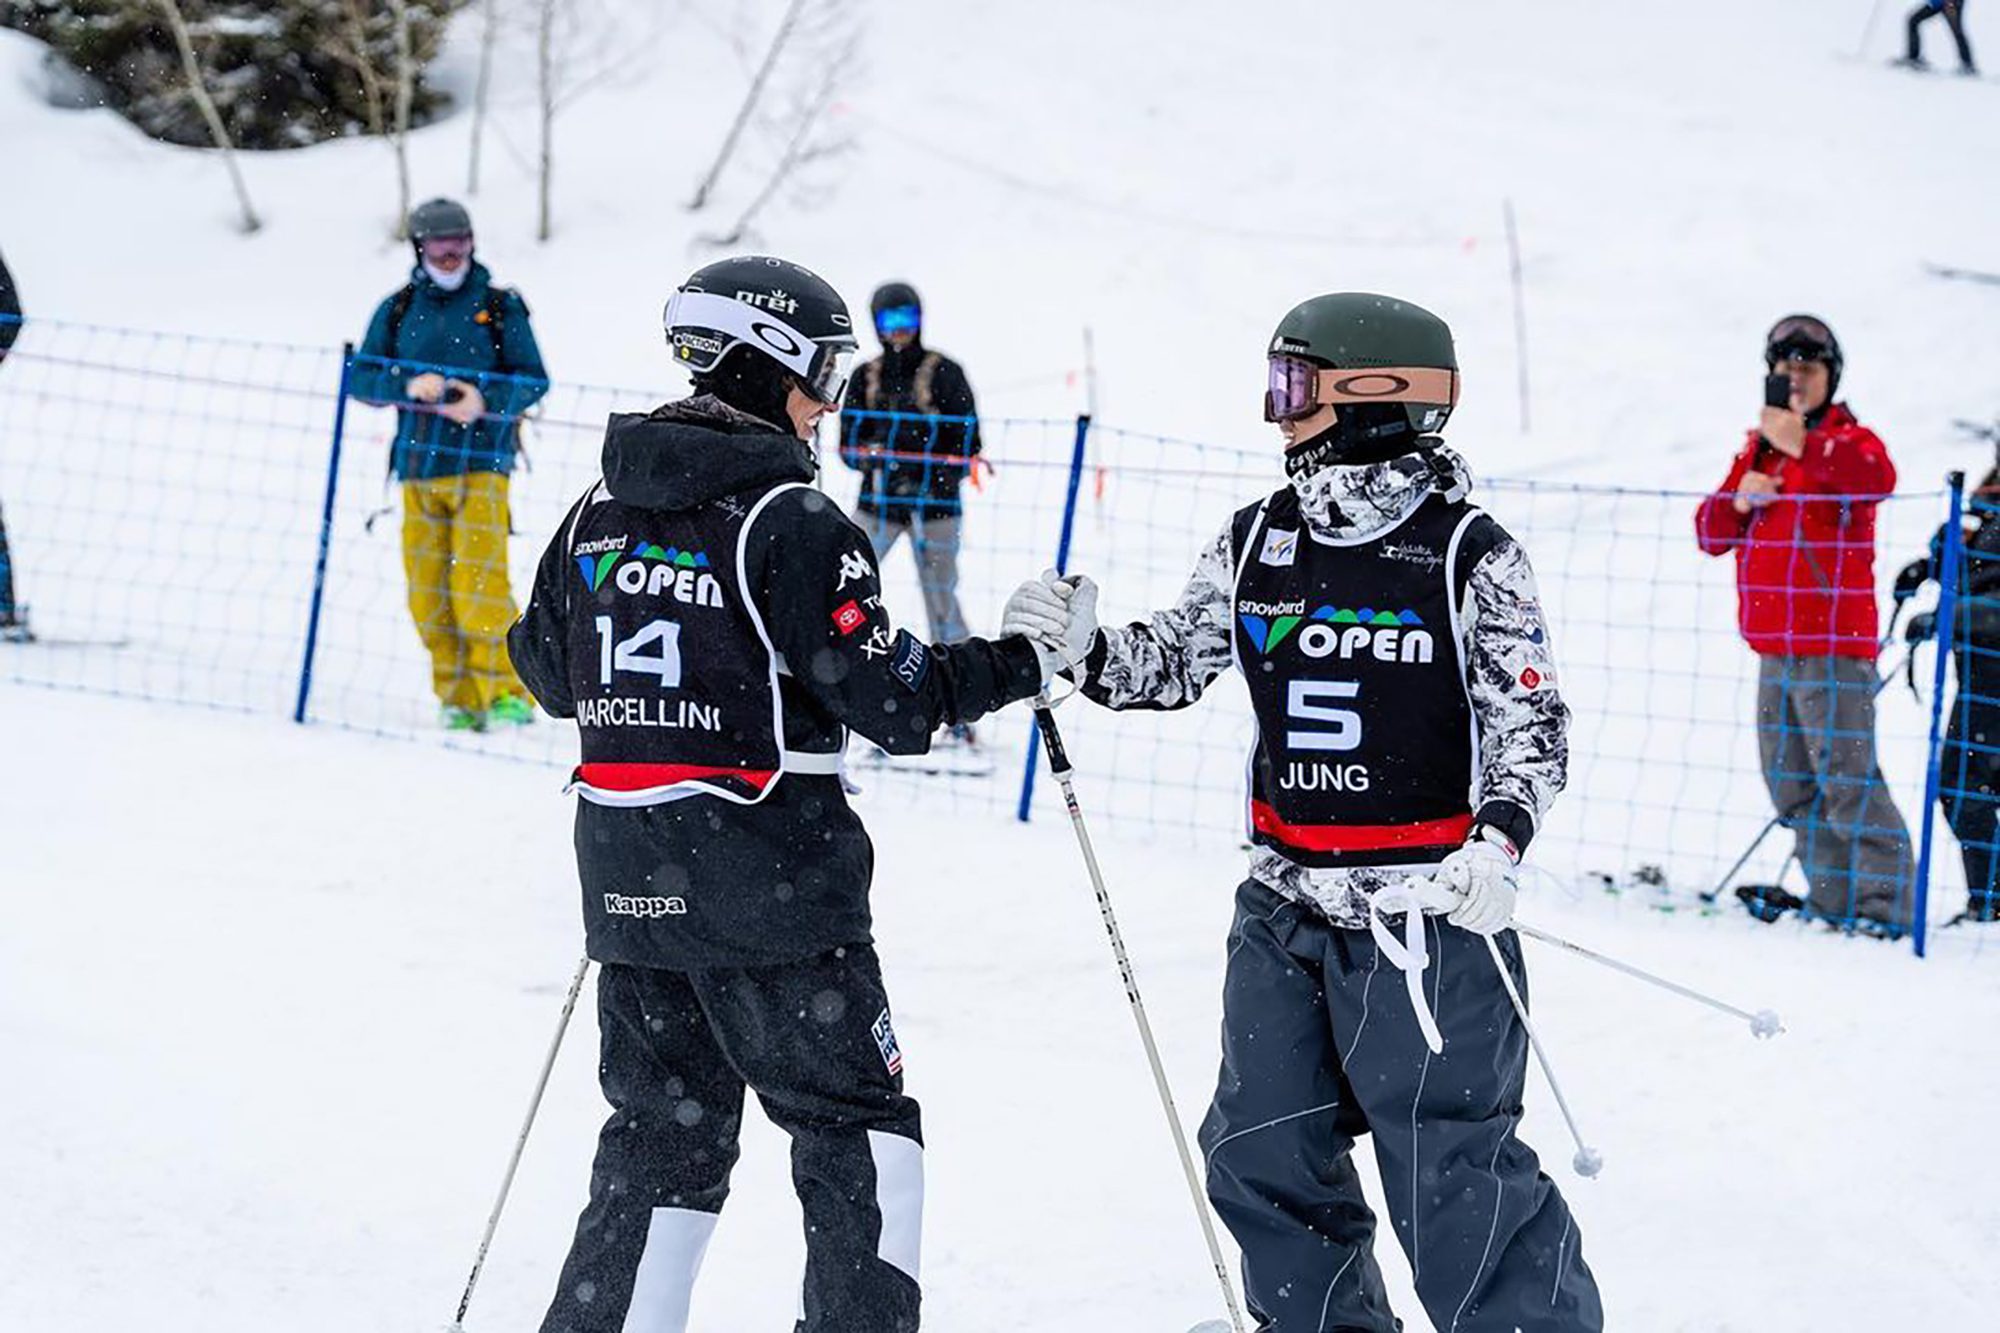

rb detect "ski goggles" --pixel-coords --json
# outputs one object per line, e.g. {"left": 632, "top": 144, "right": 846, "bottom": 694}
{"left": 1264, "top": 354, "right": 1459, "bottom": 423}
{"left": 1765, "top": 315, "right": 1835, "bottom": 365}
{"left": 874, "top": 305, "right": 921, "bottom": 336}
{"left": 801, "top": 346, "right": 855, "bottom": 405}
{"left": 418, "top": 235, "right": 475, "bottom": 263}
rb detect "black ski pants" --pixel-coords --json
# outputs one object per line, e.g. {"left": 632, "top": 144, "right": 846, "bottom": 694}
{"left": 541, "top": 948, "right": 924, "bottom": 1333}
{"left": 1908, "top": 1, "right": 1977, "bottom": 69}
{"left": 1943, "top": 643, "right": 2000, "bottom": 919}
{"left": 1199, "top": 879, "right": 1602, "bottom": 1333}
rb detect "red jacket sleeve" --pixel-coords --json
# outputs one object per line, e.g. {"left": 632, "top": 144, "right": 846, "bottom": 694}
{"left": 1695, "top": 439, "right": 1758, "bottom": 556}
{"left": 1793, "top": 423, "right": 1895, "bottom": 497}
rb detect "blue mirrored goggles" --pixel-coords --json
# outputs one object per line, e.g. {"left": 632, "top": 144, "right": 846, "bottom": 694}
{"left": 874, "top": 305, "right": 921, "bottom": 336}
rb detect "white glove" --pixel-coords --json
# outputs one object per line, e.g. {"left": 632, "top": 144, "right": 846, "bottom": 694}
{"left": 1001, "top": 569, "right": 1100, "bottom": 680}
{"left": 1439, "top": 835, "right": 1518, "bottom": 936}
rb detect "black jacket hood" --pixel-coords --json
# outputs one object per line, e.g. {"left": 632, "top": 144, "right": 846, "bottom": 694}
{"left": 602, "top": 393, "right": 816, "bottom": 512}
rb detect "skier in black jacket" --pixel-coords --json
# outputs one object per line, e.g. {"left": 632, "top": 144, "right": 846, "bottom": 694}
{"left": 507, "top": 256, "right": 1065, "bottom": 1333}
{"left": 0, "top": 246, "right": 26, "bottom": 642}
{"left": 1895, "top": 458, "right": 2000, "bottom": 924}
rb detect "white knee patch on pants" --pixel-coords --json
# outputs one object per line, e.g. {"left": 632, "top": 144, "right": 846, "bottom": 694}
{"left": 868, "top": 1129, "right": 925, "bottom": 1281}
{"left": 623, "top": 1207, "right": 718, "bottom": 1333}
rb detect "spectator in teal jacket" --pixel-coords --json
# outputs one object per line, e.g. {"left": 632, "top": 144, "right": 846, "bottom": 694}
{"left": 350, "top": 198, "right": 551, "bottom": 731}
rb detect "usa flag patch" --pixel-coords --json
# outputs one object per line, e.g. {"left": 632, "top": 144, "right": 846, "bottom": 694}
{"left": 871, "top": 1008, "right": 904, "bottom": 1077}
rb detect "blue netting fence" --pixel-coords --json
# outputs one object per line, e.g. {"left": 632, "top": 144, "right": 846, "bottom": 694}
{"left": 0, "top": 315, "right": 1986, "bottom": 955}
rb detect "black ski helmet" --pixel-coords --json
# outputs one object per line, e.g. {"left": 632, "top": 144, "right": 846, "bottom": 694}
{"left": 870, "top": 281, "right": 922, "bottom": 331}
{"left": 1266, "top": 293, "right": 1460, "bottom": 470}
{"left": 664, "top": 256, "right": 858, "bottom": 404}
{"left": 408, "top": 197, "right": 473, "bottom": 241}
{"left": 1765, "top": 313, "right": 1843, "bottom": 397}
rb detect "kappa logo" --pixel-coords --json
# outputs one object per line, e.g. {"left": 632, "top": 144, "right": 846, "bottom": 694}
{"left": 603, "top": 892, "right": 688, "bottom": 919}
{"left": 1239, "top": 605, "right": 1436, "bottom": 664}
{"left": 577, "top": 543, "right": 725, "bottom": 608}
{"left": 836, "top": 549, "right": 873, "bottom": 591}
{"left": 871, "top": 1007, "right": 904, "bottom": 1077}
{"left": 1260, "top": 528, "right": 1300, "bottom": 567}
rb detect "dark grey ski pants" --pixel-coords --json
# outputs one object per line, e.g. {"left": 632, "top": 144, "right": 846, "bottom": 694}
{"left": 1199, "top": 879, "right": 1603, "bottom": 1333}
{"left": 1755, "top": 654, "right": 1913, "bottom": 924}
{"left": 540, "top": 950, "right": 923, "bottom": 1333}
{"left": 862, "top": 510, "right": 968, "bottom": 644}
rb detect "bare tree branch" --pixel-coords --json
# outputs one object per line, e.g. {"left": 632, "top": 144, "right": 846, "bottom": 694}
{"left": 468, "top": 0, "right": 500, "bottom": 193}
{"left": 686, "top": 0, "right": 808, "bottom": 213}
{"left": 152, "top": 0, "right": 261, "bottom": 233}
{"left": 699, "top": 50, "right": 849, "bottom": 248}
{"left": 537, "top": 0, "right": 556, "bottom": 240}
{"left": 390, "top": 0, "right": 416, "bottom": 236}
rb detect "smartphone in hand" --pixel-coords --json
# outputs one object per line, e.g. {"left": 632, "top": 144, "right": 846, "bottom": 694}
{"left": 1764, "top": 372, "right": 1794, "bottom": 409}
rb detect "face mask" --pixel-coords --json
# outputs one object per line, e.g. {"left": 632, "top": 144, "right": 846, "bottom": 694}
{"left": 422, "top": 259, "right": 470, "bottom": 292}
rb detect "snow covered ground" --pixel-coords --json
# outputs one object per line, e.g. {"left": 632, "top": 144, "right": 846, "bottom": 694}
{"left": 4, "top": 691, "right": 2000, "bottom": 1332}
{"left": 6, "top": 0, "right": 2000, "bottom": 1328}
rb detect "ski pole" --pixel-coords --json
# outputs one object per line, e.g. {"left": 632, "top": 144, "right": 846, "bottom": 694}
{"left": 1031, "top": 694, "right": 1247, "bottom": 1333}
{"left": 1513, "top": 922, "right": 1783, "bottom": 1039}
{"left": 451, "top": 953, "right": 593, "bottom": 1331}
{"left": 1483, "top": 934, "right": 1602, "bottom": 1178}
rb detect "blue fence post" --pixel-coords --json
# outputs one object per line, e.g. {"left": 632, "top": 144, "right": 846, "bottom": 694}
{"left": 1912, "top": 470, "right": 1966, "bottom": 958}
{"left": 1016, "top": 413, "right": 1093, "bottom": 822}
{"left": 293, "top": 343, "right": 354, "bottom": 725}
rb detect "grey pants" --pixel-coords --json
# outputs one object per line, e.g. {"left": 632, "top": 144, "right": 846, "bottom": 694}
{"left": 863, "top": 510, "right": 968, "bottom": 643}
{"left": 1756, "top": 654, "right": 1914, "bottom": 923}
{"left": 1201, "top": 880, "right": 1601, "bottom": 1333}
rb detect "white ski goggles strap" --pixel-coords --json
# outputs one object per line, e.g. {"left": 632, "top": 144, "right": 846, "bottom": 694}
{"left": 665, "top": 289, "right": 821, "bottom": 379}
{"left": 1367, "top": 876, "right": 1461, "bottom": 1055}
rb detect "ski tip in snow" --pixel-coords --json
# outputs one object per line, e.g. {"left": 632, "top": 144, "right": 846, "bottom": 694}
{"left": 1750, "top": 1008, "right": 1784, "bottom": 1040}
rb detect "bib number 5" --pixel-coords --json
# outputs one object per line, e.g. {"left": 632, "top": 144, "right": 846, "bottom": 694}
{"left": 1287, "top": 679, "right": 1362, "bottom": 752}
{"left": 594, "top": 616, "right": 684, "bottom": 688}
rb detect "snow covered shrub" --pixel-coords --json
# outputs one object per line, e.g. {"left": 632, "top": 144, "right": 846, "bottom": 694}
{"left": 0, "top": 1, "right": 467, "bottom": 149}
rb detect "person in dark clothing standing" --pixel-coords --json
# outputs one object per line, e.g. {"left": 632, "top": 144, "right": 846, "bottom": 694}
{"left": 507, "top": 256, "right": 1066, "bottom": 1333}
{"left": 839, "top": 282, "right": 981, "bottom": 647}
{"left": 0, "top": 247, "right": 27, "bottom": 643}
{"left": 1894, "top": 459, "right": 2000, "bottom": 925}
{"left": 1901, "top": 0, "right": 1978, "bottom": 74}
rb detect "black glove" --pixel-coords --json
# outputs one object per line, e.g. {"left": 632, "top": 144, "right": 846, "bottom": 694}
{"left": 1893, "top": 558, "right": 1932, "bottom": 603}
{"left": 1906, "top": 611, "right": 1937, "bottom": 645}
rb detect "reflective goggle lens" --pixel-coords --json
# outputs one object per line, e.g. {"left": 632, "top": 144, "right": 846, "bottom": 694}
{"left": 807, "top": 348, "right": 854, "bottom": 405}
{"left": 1766, "top": 316, "right": 1834, "bottom": 364}
{"left": 875, "top": 305, "right": 921, "bottom": 335}
{"left": 420, "top": 235, "right": 474, "bottom": 262}
{"left": 1264, "top": 355, "right": 1321, "bottom": 423}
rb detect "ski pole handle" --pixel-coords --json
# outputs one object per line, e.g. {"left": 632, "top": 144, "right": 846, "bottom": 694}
{"left": 1032, "top": 691, "right": 1073, "bottom": 779}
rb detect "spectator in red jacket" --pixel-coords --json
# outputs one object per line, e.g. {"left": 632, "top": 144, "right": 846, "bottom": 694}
{"left": 1695, "top": 314, "right": 1912, "bottom": 936}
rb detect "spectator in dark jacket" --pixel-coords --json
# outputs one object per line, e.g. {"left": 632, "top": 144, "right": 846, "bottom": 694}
{"left": 839, "top": 282, "right": 981, "bottom": 651}
{"left": 1900, "top": 0, "right": 1978, "bottom": 74}
{"left": 1695, "top": 314, "right": 1912, "bottom": 935}
{"left": 0, "top": 247, "right": 27, "bottom": 642}
{"left": 1893, "top": 456, "right": 2000, "bottom": 924}
{"left": 349, "top": 198, "right": 550, "bottom": 731}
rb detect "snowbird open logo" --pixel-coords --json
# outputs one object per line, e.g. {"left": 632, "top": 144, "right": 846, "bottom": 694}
{"left": 576, "top": 543, "right": 726, "bottom": 608}
{"left": 1239, "top": 605, "right": 1435, "bottom": 663}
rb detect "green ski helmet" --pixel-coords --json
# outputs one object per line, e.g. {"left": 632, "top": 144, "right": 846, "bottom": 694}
{"left": 1265, "top": 292, "right": 1459, "bottom": 468}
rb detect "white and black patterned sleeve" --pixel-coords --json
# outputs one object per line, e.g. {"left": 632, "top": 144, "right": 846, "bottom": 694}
{"left": 1077, "top": 522, "right": 1239, "bottom": 712}
{"left": 1461, "top": 532, "right": 1570, "bottom": 853}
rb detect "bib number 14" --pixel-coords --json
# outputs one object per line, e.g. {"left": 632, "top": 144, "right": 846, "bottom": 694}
{"left": 594, "top": 616, "right": 684, "bottom": 688}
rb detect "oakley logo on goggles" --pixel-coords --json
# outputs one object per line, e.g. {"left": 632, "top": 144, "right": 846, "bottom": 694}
{"left": 665, "top": 289, "right": 856, "bottom": 405}
{"left": 875, "top": 305, "right": 921, "bottom": 336}
{"left": 1264, "top": 354, "right": 1460, "bottom": 424}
